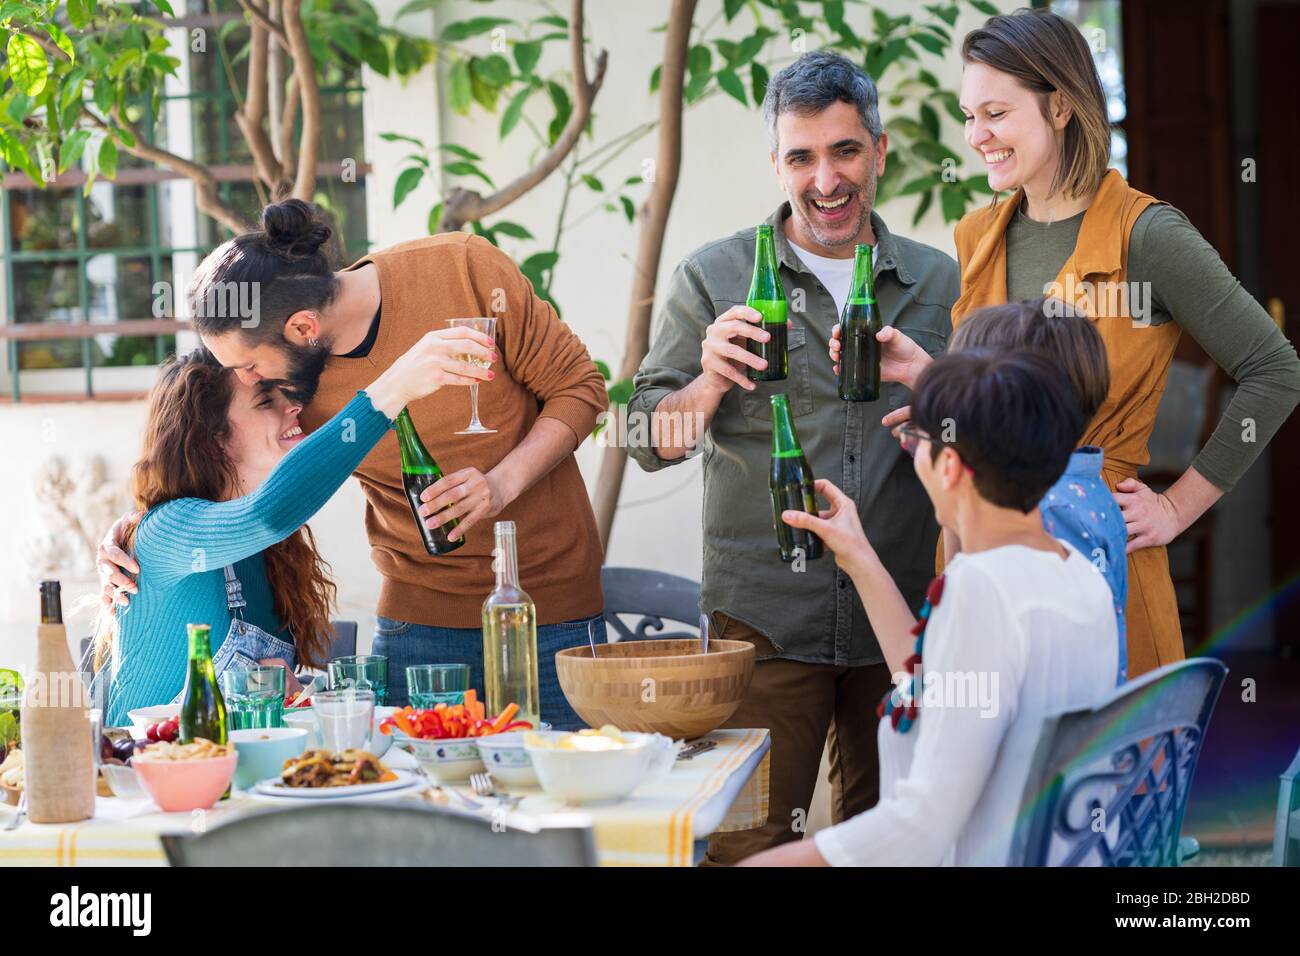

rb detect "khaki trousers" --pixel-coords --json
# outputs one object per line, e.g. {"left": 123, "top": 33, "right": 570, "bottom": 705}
{"left": 703, "top": 612, "right": 893, "bottom": 866}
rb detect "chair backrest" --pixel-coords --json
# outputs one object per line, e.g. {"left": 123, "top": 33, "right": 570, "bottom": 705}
{"left": 328, "top": 620, "right": 358, "bottom": 659}
{"left": 161, "top": 802, "right": 597, "bottom": 866}
{"left": 1274, "top": 746, "right": 1300, "bottom": 867}
{"left": 1008, "top": 657, "right": 1228, "bottom": 867}
{"left": 600, "top": 566, "right": 701, "bottom": 642}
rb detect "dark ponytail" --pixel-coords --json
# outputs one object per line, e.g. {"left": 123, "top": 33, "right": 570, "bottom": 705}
{"left": 189, "top": 199, "right": 340, "bottom": 343}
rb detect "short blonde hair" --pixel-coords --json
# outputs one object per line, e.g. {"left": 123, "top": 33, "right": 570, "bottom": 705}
{"left": 962, "top": 8, "right": 1111, "bottom": 200}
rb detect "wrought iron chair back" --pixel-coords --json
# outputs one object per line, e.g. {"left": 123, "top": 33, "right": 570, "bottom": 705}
{"left": 161, "top": 802, "right": 597, "bottom": 866}
{"left": 600, "top": 566, "right": 701, "bottom": 642}
{"left": 1009, "top": 658, "right": 1227, "bottom": 866}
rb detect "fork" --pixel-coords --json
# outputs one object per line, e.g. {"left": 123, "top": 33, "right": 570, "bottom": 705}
{"left": 3, "top": 791, "right": 26, "bottom": 832}
{"left": 414, "top": 764, "right": 481, "bottom": 810}
{"left": 471, "top": 772, "right": 522, "bottom": 811}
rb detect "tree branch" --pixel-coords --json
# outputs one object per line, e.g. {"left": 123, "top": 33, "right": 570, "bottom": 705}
{"left": 235, "top": 0, "right": 288, "bottom": 46}
{"left": 278, "top": 73, "right": 300, "bottom": 178}
{"left": 85, "top": 108, "right": 252, "bottom": 235}
{"left": 280, "top": 0, "right": 320, "bottom": 201}
{"left": 592, "top": 0, "right": 697, "bottom": 547}
{"left": 440, "top": 0, "right": 608, "bottom": 231}
{"left": 235, "top": 20, "right": 286, "bottom": 190}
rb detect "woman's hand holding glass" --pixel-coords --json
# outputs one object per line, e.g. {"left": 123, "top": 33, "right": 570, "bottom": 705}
{"left": 366, "top": 327, "right": 497, "bottom": 419}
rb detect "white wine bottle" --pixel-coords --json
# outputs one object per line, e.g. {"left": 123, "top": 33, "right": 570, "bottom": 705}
{"left": 22, "top": 581, "right": 95, "bottom": 823}
{"left": 482, "top": 521, "right": 540, "bottom": 729}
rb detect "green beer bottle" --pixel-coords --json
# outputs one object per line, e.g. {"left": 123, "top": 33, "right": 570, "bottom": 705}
{"left": 746, "top": 224, "right": 788, "bottom": 382}
{"left": 179, "top": 624, "right": 227, "bottom": 746}
{"left": 769, "top": 394, "right": 823, "bottom": 562}
{"left": 396, "top": 408, "right": 464, "bottom": 555}
{"left": 838, "top": 243, "right": 881, "bottom": 402}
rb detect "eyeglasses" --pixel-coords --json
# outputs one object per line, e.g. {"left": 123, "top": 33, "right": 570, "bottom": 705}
{"left": 894, "top": 423, "right": 932, "bottom": 458}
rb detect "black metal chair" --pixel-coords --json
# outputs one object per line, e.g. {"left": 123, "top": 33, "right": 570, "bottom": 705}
{"left": 161, "top": 802, "right": 598, "bottom": 866}
{"left": 599, "top": 566, "right": 701, "bottom": 642}
{"left": 1008, "top": 658, "right": 1228, "bottom": 866}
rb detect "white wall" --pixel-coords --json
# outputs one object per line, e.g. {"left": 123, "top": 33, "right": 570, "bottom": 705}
{"left": 0, "top": 0, "right": 1006, "bottom": 670}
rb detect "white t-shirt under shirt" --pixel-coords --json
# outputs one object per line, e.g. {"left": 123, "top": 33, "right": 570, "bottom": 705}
{"left": 787, "top": 238, "right": 878, "bottom": 316}
{"left": 813, "top": 541, "right": 1119, "bottom": 867}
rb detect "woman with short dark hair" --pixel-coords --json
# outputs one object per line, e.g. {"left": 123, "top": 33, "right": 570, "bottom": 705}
{"left": 741, "top": 351, "right": 1118, "bottom": 866}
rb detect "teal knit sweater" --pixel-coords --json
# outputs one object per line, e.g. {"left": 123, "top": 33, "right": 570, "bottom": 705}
{"left": 104, "top": 391, "right": 392, "bottom": 726}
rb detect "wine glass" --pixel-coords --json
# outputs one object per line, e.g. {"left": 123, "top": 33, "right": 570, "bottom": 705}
{"left": 446, "top": 316, "right": 498, "bottom": 435}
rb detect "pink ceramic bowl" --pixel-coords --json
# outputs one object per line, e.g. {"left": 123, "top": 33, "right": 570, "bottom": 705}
{"left": 132, "top": 753, "right": 237, "bottom": 812}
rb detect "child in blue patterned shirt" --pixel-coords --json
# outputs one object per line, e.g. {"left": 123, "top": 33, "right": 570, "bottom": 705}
{"left": 948, "top": 298, "right": 1129, "bottom": 683}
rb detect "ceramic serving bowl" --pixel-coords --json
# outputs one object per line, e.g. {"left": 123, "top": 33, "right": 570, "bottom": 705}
{"left": 127, "top": 704, "right": 180, "bottom": 738}
{"left": 398, "top": 736, "right": 484, "bottom": 783}
{"left": 524, "top": 731, "right": 657, "bottom": 804}
{"left": 132, "top": 753, "right": 237, "bottom": 812}
{"left": 474, "top": 731, "right": 538, "bottom": 787}
{"left": 229, "top": 727, "right": 308, "bottom": 790}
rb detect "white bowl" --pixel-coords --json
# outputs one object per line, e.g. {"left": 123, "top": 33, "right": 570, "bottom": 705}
{"left": 474, "top": 731, "right": 539, "bottom": 787}
{"left": 398, "top": 736, "right": 484, "bottom": 783}
{"left": 524, "top": 731, "right": 656, "bottom": 804}
{"left": 281, "top": 705, "right": 397, "bottom": 758}
{"left": 128, "top": 704, "right": 180, "bottom": 737}
{"left": 100, "top": 762, "right": 147, "bottom": 799}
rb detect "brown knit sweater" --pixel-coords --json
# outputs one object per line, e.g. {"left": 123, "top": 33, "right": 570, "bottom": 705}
{"left": 299, "top": 233, "right": 606, "bottom": 627}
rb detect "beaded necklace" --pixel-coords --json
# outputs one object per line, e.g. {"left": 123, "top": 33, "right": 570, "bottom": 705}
{"left": 877, "top": 573, "right": 946, "bottom": 734}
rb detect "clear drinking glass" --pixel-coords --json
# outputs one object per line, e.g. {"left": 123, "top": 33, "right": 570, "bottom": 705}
{"left": 328, "top": 655, "right": 388, "bottom": 705}
{"left": 222, "top": 665, "right": 286, "bottom": 730}
{"left": 314, "top": 689, "right": 375, "bottom": 752}
{"left": 446, "top": 316, "right": 497, "bottom": 435}
{"left": 407, "top": 664, "right": 470, "bottom": 708}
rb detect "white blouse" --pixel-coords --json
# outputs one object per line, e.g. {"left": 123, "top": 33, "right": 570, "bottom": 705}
{"left": 814, "top": 542, "right": 1118, "bottom": 866}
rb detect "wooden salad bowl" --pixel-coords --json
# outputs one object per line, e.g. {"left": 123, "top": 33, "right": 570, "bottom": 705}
{"left": 555, "top": 639, "right": 755, "bottom": 740}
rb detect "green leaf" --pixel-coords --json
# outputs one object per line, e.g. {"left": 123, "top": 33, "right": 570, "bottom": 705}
{"left": 393, "top": 165, "right": 423, "bottom": 207}
{"left": 581, "top": 173, "right": 604, "bottom": 191}
{"left": 619, "top": 195, "right": 635, "bottom": 223}
{"left": 499, "top": 84, "right": 532, "bottom": 137}
{"left": 150, "top": 0, "right": 175, "bottom": 14}
{"left": 58, "top": 128, "right": 91, "bottom": 173}
{"left": 649, "top": 64, "right": 661, "bottom": 94}
{"left": 359, "top": 33, "right": 391, "bottom": 75}
{"left": 594, "top": 359, "right": 612, "bottom": 380}
{"left": 938, "top": 90, "right": 966, "bottom": 125}
{"left": 911, "top": 188, "right": 934, "bottom": 228}
{"left": 533, "top": 15, "right": 567, "bottom": 29}
{"left": 7, "top": 34, "right": 48, "bottom": 97}
{"left": 491, "top": 220, "right": 533, "bottom": 239}
{"left": 624, "top": 174, "right": 643, "bottom": 186}
{"left": 441, "top": 17, "right": 513, "bottom": 42}
{"left": 688, "top": 44, "right": 712, "bottom": 77}
{"left": 751, "top": 62, "right": 769, "bottom": 106}
{"left": 439, "top": 143, "right": 483, "bottom": 161}
{"left": 927, "top": 3, "right": 959, "bottom": 27}
{"left": 112, "top": 123, "right": 136, "bottom": 148}
{"left": 969, "top": 0, "right": 1000, "bottom": 16}
{"left": 93, "top": 79, "right": 115, "bottom": 114}
{"left": 965, "top": 174, "right": 994, "bottom": 195}
{"left": 607, "top": 378, "right": 634, "bottom": 407}
{"left": 44, "top": 22, "right": 75, "bottom": 63}
{"left": 380, "top": 131, "right": 425, "bottom": 147}
{"left": 865, "top": 38, "right": 909, "bottom": 80}
{"left": 716, "top": 69, "right": 747, "bottom": 106}
{"left": 920, "top": 103, "right": 939, "bottom": 140}
{"left": 470, "top": 220, "right": 498, "bottom": 246}
{"left": 546, "top": 80, "right": 571, "bottom": 144}
{"left": 911, "top": 138, "right": 959, "bottom": 164}
{"left": 66, "top": 0, "right": 92, "bottom": 29}
{"left": 396, "top": 0, "right": 440, "bottom": 17}
{"left": 723, "top": 0, "right": 745, "bottom": 20}
{"left": 513, "top": 39, "right": 542, "bottom": 76}
{"left": 474, "top": 53, "right": 511, "bottom": 87}
{"left": 98, "top": 135, "right": 118, "bottom": 179}
{"left": 447, "top": 59, "right": 473, "bottom": 115}
{"left": 394, "top": 37, "right": 424, "bottom": 76}
{"left": 940, "top": 182, "right": 967, "bottom": 222}
{"left": 329, "top": 23, "right": 362, "bottom": 61}
{"left": 912, "top": 31, "right": 945, "bottom": 56}
{"left": 443, "top": 160, "right": 495, "bottom": 188}
{"left": 521, "top": 251, "right": 559, "bottom": 273}
{"left": 427, "top": 201, "right": 444, "bottom": 234}
{"left": 684, "top": 71, "right": 710, "bottom": 103}
{"left": 735, "top": 31, "right": 767, "bottom": 65}
{"left": 898, "top": 174, "right": 939, "bottom": 196}
{"left": 7, "top": 92, "right": 33, "bottom": 126}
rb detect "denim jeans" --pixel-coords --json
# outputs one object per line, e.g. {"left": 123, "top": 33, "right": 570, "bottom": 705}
{"left": 372, "top": 614, "right": 605, "bottom": 731}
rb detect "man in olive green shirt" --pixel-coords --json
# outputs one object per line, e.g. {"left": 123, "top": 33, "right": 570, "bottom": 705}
{"left": 628, "top": 52, "right": 958, "bottom": 863}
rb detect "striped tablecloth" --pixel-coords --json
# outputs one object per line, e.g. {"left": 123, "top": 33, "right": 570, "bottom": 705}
{"left": 0, "top": 728, "right": 769, "bottom": 868}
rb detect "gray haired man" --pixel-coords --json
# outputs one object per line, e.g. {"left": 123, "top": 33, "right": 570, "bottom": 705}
{"left": 627, "top": 51, "right": 959, "bottom": 863}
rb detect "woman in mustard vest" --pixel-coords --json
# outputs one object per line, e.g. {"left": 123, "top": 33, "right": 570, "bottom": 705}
{"left": 834, "top": 9, "right": 1300, "bottom": 677}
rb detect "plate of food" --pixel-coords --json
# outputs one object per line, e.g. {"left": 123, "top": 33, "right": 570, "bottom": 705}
{"left": 252, "top": 748, "right": 418, "bottom": 799}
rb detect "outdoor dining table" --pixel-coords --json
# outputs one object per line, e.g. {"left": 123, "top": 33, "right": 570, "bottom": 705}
{"left": 0, "top": 728, "right": 769, "bottom": 867}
